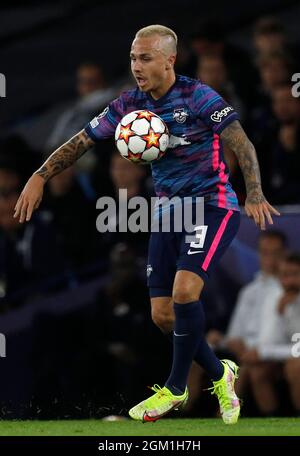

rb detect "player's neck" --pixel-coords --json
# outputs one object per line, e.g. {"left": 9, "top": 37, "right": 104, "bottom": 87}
{"left": 150, "top": 73, "right": 176, "bottom": 100}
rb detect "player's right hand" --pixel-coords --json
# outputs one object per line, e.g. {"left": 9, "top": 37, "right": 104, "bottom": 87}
{"left": 14, "top": 173, "right": 45, "bottom": 223}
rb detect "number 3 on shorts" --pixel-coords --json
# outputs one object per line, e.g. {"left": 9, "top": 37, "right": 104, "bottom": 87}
{"left": 190, "top": 225, "right": 208, "bottom": 249}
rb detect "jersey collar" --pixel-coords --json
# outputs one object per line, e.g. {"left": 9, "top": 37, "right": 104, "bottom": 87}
{"left": 146, "top": 74, "right": 178, "bottom": 105}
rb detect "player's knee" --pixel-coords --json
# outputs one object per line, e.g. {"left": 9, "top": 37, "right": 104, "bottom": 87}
{"left": 172, "top": 286, "right": 199, "bottom": 304}
{"left": 151, "top": 308, "right": 174, "bottom": 333}
{"left": 172, "top": 272, "right": 203, "bottom": 304}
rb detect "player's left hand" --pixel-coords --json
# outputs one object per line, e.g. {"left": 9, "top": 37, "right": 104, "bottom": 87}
{"left": 245, "top": 196, "right": 280, "bottom": 230}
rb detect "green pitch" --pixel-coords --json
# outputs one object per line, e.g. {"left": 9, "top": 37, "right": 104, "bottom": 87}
{"left": 0, "top": 418, "right": 299, "bottom": 436}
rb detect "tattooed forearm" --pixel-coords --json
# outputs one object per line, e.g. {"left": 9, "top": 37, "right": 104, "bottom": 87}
{"left": 35, "top": 130, "right": 95, "bottom": 182}
{"left": 220, "top": 120, "right": 265, "bottom": 204}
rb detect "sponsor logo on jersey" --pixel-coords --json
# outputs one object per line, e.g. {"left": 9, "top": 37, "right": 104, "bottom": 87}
{"left": 210, "top": 106, "right": 234, "bottom": 122}
{"left": 173, "top": 108, "right": 189, "bottom": 123}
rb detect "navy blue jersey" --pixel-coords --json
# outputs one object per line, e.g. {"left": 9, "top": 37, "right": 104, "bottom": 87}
{"left": 85, "top": 74, "right": 240, "bottom": 211}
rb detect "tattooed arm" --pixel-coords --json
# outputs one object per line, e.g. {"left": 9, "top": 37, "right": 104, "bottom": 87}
{"left": 14, "top": 130, "right": 95, "bottom": 223}
{"left": 220, "top": 120, "right": 280, "bottom": 229}
{"left": 35, "top": 129, "right": 94, "bottom": 181}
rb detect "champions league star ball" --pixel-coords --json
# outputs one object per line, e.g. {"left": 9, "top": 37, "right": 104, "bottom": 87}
{"left": 115, "top": 110, "right": 169, "bottom": 164}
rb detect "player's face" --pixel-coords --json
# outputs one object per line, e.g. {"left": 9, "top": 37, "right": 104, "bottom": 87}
{"left": 130, "top": 36, "right": 175, "bottom": 99}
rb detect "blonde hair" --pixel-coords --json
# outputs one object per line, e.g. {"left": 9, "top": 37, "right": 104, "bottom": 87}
{"left": 135, "top": 24, "right": 177, "bottom": 55}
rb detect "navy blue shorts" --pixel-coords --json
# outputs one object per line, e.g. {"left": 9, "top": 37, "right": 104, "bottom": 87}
{"left": 147, "top": 204, "right": 240, "bottom": 298}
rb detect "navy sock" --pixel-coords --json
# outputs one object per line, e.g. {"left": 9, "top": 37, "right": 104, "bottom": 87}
{"left": 165, "top": 301, "right": 224, "bottom": 391}
{"left": 193, "top": 338, "right": 224, "bottom": 381}
{"left": 165, "top": 331, "right": 223, "bottom": 382}
{"left": 165, "top": 301, "right": 204, "bottom": 394}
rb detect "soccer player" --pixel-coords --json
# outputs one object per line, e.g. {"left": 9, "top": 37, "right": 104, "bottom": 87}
{"left": 14, "top": 25, "right": 280, "bottom": 424}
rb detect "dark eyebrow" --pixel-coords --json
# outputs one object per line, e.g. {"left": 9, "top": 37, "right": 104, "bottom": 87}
{"left": 130, "top": 52, "right": 152, "bottom": 58}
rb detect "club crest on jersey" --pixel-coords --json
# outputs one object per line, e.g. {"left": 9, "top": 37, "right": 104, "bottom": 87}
{"left": 173, "top": 108, "right": 189, "bottom": 123}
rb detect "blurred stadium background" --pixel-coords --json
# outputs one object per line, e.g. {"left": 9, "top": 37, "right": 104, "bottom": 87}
{"left": 0, "top": 0, "right": 300, "bottom": 421}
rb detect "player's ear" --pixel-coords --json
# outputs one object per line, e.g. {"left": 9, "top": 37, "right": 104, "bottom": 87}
{"left": 166, "top": 54, "right": 176, "bottom": 70}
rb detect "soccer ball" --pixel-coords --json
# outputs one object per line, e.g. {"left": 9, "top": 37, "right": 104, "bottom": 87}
{"left": 115, "top": 110, "right": 169, "bottom": 164}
